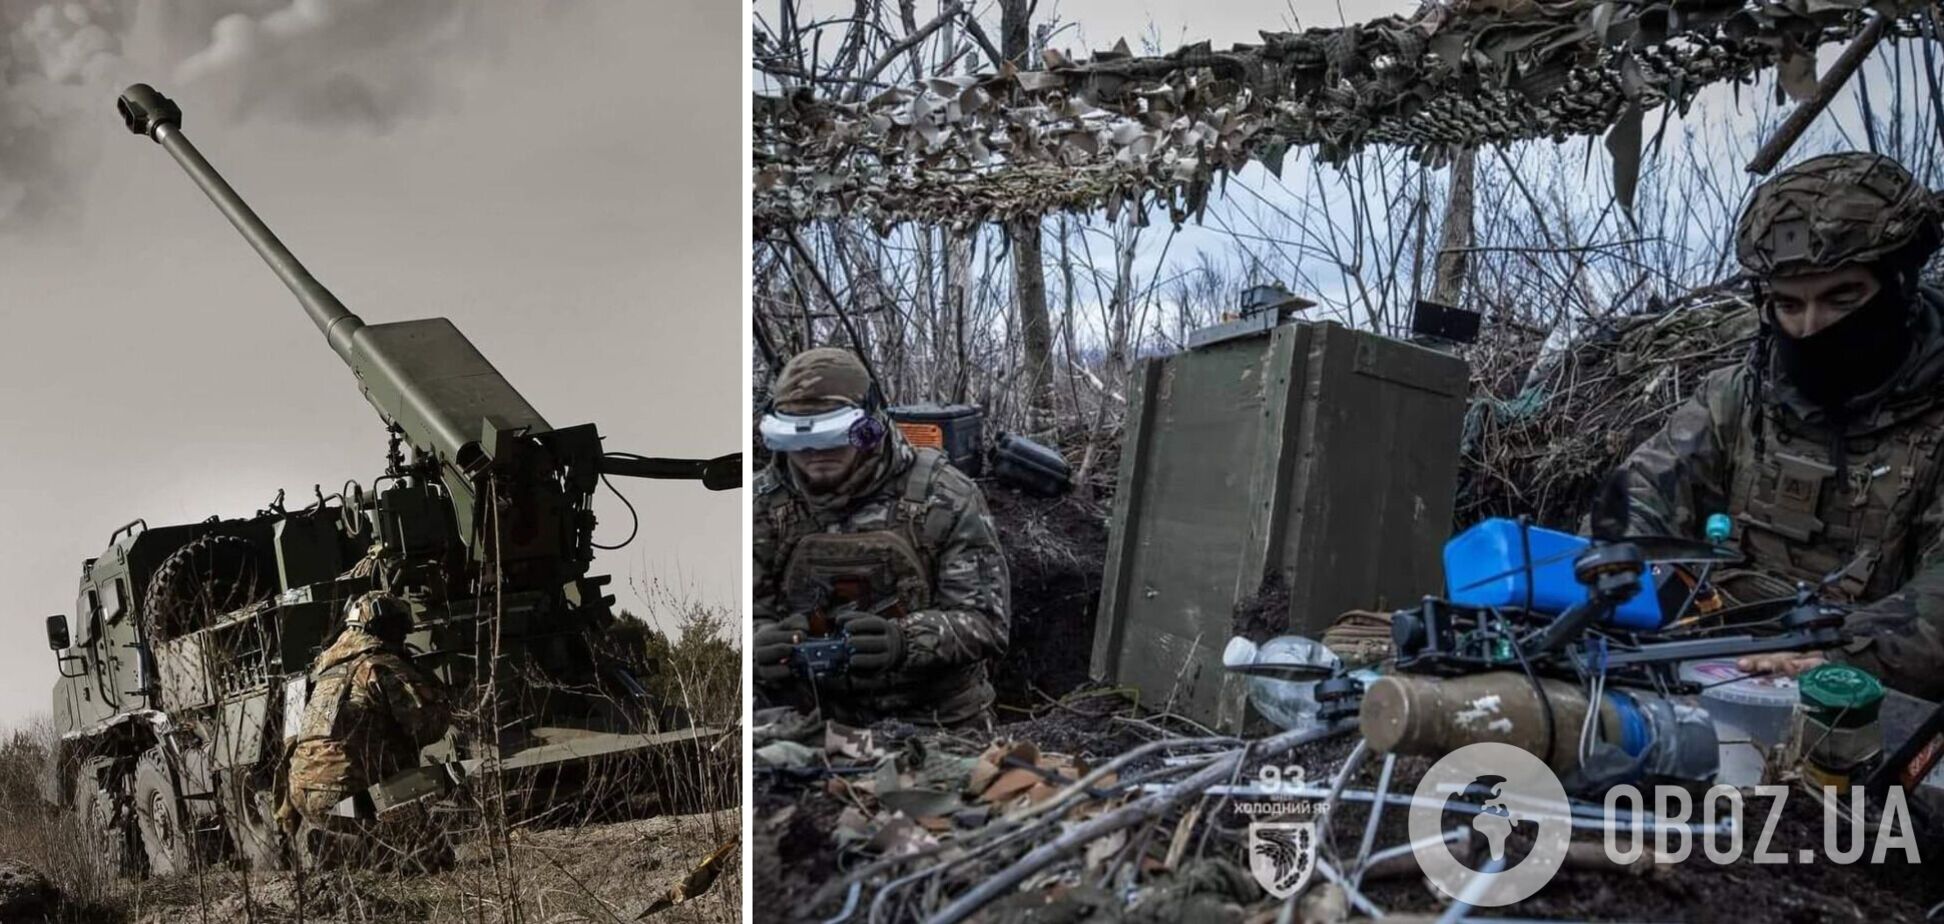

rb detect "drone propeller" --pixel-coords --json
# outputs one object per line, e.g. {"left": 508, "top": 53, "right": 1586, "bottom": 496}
{"left": 1457, "top": 467, "right": 1742, "bottom": 595}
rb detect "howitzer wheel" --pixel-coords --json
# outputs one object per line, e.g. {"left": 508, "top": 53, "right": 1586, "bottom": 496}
{"left": 74, "top": 764, "right": 138, "bottom": 877}
{"left": 132, "top": 749, "right": 195, "bottom": 878}
{"left": 142, "top": 534, "right": 268, "bottom": 641}
{"left": 219, "top": 782, "right": 289, "bottom": 871}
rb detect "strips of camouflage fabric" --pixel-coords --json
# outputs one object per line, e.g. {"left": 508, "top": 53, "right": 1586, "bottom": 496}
{"left": 754, "top": 0, "right": 1931, "bottom": 231}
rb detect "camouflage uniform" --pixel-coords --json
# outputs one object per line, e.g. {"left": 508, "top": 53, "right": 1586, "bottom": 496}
{"left": 1621, "top": 153, "right": 1944, "bottom": 699}
{"left": 753, "top": 349, "right": 1011, "bottom": 727}
{"left": 283, "top": 605, "right": 451, "bottom": 833}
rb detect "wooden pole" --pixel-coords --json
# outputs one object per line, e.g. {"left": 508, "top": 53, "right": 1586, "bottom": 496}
{"left": 1747, "top": 14, "right": 1891, "bottom": 175}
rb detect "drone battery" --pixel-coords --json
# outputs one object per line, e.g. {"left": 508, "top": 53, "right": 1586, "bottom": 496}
{"left": 1444, "top": 518, "right": 1665, "bottom": 630}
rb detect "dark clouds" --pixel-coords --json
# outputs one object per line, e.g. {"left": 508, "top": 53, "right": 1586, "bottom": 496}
{"left": 0, "top": 0, "right": 506, "bottom": 228}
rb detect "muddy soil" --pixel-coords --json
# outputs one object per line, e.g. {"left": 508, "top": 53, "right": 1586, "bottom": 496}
{"left": 1232, "top": 572, "right": 1293, "bottom": 644}
{"left": 758, "top": 714, "right": 1943, "bottom": 923}
{"left": 982, "top": 486, "right": 1110, "bottom": 708}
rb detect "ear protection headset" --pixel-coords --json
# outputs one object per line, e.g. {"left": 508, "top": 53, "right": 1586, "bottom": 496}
{"left": 846, "top": 382, "right": 887, "bottom": 449}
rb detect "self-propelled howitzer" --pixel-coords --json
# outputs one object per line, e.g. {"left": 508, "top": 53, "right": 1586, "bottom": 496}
{"left": 41, "top": 84, "right": 739, "bottom": 876}
{"left": 115, "top": 82, "right": 738, "bottom": 576}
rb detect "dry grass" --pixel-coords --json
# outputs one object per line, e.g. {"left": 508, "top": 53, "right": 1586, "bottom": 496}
{"left": 0, "top": 595, "right": 743, "bottom": 924}
{"left": 0, "top": 720, "right": 123, "bottom": 922}
{"left": 99, "top": 809, "right": 741, "bottom": 924}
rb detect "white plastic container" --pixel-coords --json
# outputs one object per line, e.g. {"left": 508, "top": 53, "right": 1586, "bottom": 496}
{"left": 1681, "top": 659, "right": 1799, "bottom": 747}
{"left": 1224, "top": 635, "right": 1341, "bottom": 732}
{"left": 1711, "top": 720, "right": 1768, "bottom": 788}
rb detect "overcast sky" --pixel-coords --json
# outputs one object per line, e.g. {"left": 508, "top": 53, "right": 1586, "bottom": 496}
{"left": 0, "top": 1, "right": 740, "bottom": 729}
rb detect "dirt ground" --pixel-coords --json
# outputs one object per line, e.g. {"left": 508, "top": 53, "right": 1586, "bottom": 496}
{"left": 983, "top": 487, "right": 1110, "bottom": 709}
{"left": 1232, "top": 572, "right": 1294, "bottom": 644}
{"left": 755, "top": 698, "right": 1943, "bottom": 923}
{"left": 78, "top": 810, "right": 741, "bottom": 924}
{"left": 1271, "top": 735, "right": 1942, "bottom": 923}
{"left": 754, "top": 696, "right": 1153, "bottom": 921}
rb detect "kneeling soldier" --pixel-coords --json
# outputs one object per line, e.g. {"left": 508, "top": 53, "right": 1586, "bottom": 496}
{"left": 280, "top": 591, "right": 451, "bottom": 867}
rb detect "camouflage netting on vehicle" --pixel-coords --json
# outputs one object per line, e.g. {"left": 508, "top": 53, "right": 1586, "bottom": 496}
{"left": 753, "top": 0, "right": 1936, "bottom": 232}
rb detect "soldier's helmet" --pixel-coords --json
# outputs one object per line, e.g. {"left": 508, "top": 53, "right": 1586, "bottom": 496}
{"left": 771, "top": 347, "right": 873, "bottom": 414}
{"left": 344, "top": 591, "right": 413, "bottom": 644}
{"left": 1736, "top": 152, "right": 1941, "bottom": 277}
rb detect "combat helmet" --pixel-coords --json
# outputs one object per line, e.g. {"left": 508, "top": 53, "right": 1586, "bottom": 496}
{"left": 771, "top": 347, "right": 875, "bottom": 414}
{"left": 1736, "top": 152, "right": 1941, "bottom": 278}
{"left": 344, "top": 591, "right": 413, "bottom": 643}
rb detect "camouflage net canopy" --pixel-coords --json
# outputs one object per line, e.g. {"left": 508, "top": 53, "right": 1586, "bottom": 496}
{"left": 753, "top": 0, "right": 1934, "bottom": 232}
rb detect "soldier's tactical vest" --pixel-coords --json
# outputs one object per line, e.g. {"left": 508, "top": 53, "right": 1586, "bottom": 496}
{"left": 293, "top": 646, "right": 418, "bottom": 778}
{"left": 770, "top": 451, "right": 981, "bottom": 706}
{"left": 774, "top": 450, "right": 952, "bottom": 615}
{"left": 296, "top": 651, "right": 362, "bottom": 746}
{"left": 1728, "top": 402, "right": 1944, "bottom": 602}
{"left": 780, "top": 527, "right": 933, "bottom": 621}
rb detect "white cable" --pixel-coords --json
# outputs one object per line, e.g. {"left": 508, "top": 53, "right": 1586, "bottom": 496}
{"left": 1578, "top": 666, "right": 1604, "bottom": 767}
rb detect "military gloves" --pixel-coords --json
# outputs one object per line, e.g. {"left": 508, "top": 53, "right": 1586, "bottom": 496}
{"left": 753, "top": 610, "right": 905, "bottom": 682}
{"left": 753, "top": 615, "right": 808, "bottom": 684}
{"left": 836, "top": 610, "right": 903, "bottom": 674}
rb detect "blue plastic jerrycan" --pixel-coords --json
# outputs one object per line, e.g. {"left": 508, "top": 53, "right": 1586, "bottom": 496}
{"left": 1443, "top": 518, "right": 1665, "bottom": 630}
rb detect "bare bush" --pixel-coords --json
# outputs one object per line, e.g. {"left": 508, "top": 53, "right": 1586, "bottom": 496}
{"left": 0, "top": 719, "right": 121, "bottom": 922}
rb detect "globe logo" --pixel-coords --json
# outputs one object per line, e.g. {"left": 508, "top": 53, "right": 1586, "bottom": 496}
{"left": 1408, "top": 743, "right": 1572, "bottom": 907}
{"left": 1449, "top": 774, "right": 1539, "bottom": 872}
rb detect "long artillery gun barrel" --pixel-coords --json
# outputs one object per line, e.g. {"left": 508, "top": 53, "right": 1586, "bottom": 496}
{"left": 116, "top": 83, "right": 738, "bottom": 560}
{"left": 118, "top": 85, "right": 364, "bottom": 364}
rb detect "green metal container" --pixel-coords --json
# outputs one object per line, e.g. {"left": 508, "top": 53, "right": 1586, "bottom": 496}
{"left": 1091, "top": 319, "right": 1468, "bottom": 731}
